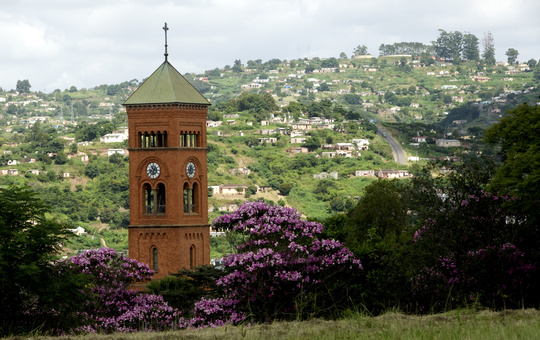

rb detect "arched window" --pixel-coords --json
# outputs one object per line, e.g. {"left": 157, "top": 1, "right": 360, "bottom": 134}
{"left": 183, "top": 182, "right": 197, "bottom": 214}
{"left": 192, "top": 182, "right": 199, "bottom": 214}
{"left": 139, "top": 131, "right": 168, "bottom": 148}
{"left": 190, "top": 244, "right": 196, "bottom": 269}
{"left": 183, "top": 183, "right": 192, "bottom": 213}
{"left": 156, "top": 131, "right": 167, "bottom": 147}
{"left": 143, "top": 183, "right": 154, "bottom": 214}
{"left": 180, "top": 132, "right": 199, "bottom": 147}
{"left": 156, "top": 183, "right": 166, "bottom": 214}
{"left": 144, "top": 183, "right": 166, "bottom": 215}
{"left": 152, "top": 247, "right": 158, "bottom": 272}
{"left": 143, "top": 132, "right": 149, "bottom": 148}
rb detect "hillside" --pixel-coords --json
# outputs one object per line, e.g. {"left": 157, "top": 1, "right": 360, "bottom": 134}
{"left": 1, "top": 54, "right": 539, "bottom": 255}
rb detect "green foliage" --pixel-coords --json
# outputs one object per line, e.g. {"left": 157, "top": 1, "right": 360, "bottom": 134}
{"left": 505, "top": 48, "right": 519, "bottom": 65}
{"left": 484, "top": 103, "right": 540, "bottom": 226}
{"left": 378, "top": 42, "right": 432, "bottom": 56}
{"left": 16, "top": 79, "right": 31, "bottom": 93}
{"left": 347, "top": 180, "right": 409, "bottom": 246}
{"left": 147, "top": 265, "right": 225, "bottom": 316}
{"left": 54, "top": 151, "right": 68, "bottom": 164}
{"left": 85, "top": 163, "right": 100, "bottom": 178}
{"left": 278, "top": 182, "right": 294, "bottom": 196}
{"left": 74, "top": 120, "right": 115, "bottom": 142}
{"left": 302, "top": 136, "right": 321, "bottom": 151}
{"left": 0, "top": 185, "right": 86, "bottom": 335}
{"left": 434, "top": 30, "right": 464, "bottom": 63}
{"left": 462, "top": 33, "right": 480, "bottom": 61}
{"left": 353, "top": 45, "right": 369, "bottom": 56}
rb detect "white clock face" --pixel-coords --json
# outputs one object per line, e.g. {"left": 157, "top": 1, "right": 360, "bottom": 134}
{"left": 186, "top": 161, "right": 196, "bottom": 178}
{"left": 146, "top": 162, "right": 161, "bottom": 179}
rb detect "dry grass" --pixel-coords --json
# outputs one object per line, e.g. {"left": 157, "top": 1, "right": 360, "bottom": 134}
{"left": 15, "top": 309, "right": 540, "bottom": 340}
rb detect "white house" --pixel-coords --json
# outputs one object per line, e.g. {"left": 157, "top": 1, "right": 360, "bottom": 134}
{"left": 290, "top": 137, "right": 307, "bottom": 144}
{"left": 436, "top": 139, "right": 461, "bottom": 147}
{"left": 107, "top": 149, "right": 126, "bottom": 156}
{"left": 313, "top": 171, "right": 338, "bottom": 179}
{"left": 355, "top": 170, "right": 375, "bottom": 176}
{"left": 100, "top": 133, "right": 128, "bottom": 143}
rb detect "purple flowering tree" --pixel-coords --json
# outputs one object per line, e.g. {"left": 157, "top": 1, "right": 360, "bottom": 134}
{"left": 55, "top": 248, "right": 182, "bottom": 333}
{"left": 412, "top": 191, "right": 537, "bottom": 311}
{"left": 192, "top": 201, "right": 362, "bottom": 325}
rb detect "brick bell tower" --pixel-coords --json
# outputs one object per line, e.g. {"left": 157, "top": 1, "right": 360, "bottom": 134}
{"left": 123, "top": 23, "right": 210, "bottom": 280}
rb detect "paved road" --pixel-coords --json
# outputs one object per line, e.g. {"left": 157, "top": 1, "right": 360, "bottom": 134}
{"left": 376, "top": 125, "right": 406, "bottom": 164}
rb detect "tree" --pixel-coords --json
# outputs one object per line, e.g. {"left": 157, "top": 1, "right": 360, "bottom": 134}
{"left": 193, "top": 202, "right": 361, "bottom": 325}
{"left": 16, "top": 79, "right": 31, "bottom": 93}
{"left": 411, "top": 190, "right": 535, "bottom": 311}
{"left": 339, "top": 52, "right": 348, "bottom": 59}
{"left": 302, "top": 136, "right": 321, "bottom": 151}
{"left": 85, "top": 163, "right": 100, "bottom": 178}
{"left": 55, "top": 248, "right": 178, "bottom": 333}
{"left": 462, "top": 32, "right": 480, "bottom": 61}
{"left": 147, "top": 265, "right": 225, "bottom": 315}
{"left": 46, "top": 137, "right": 65, "bottom": 153}
{"left": 526, "top": 58, "right": 537, "bottom": 69}
{"left": 278, "top": 182, "right": 294, "bottom": 196}
{"left": 505, "top": 48, "right": 519, "bottom": 65}
{"left": 231, "top": 59, "right": 243, "bottom": 73}
{"left": 433, "top": 30, "right": 463, "bottom": 62}
{"left": 347, "top": 180, "right": 408, "bottom": 246}
{"left": 54, "top": 151, "right": 68, "bottom": 165}
{"left": 534, "top": 62, "right": 540, "bottom": 81}
{"left": 69, "top": 142, "right": 78, "bottom": 154}
{"left": 353, "top": 44, "right": 369, "bottom": 56}
{"left": 484, "top": 103, "right": 540, "bottom": 225}
{"left": 482, "top": 31, "right": 496, "bottom": 65}
{"left": 0, "top": 186, "right": 82, "bottom": 335}
{"left": 6, "top": 104, "right": 18, "bottom": 115}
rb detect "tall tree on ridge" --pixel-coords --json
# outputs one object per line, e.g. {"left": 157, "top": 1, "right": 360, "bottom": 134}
{"left": 482, "top": 31, "right": 496, "bottom": 65}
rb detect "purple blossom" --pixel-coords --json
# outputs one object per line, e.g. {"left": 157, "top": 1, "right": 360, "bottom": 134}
{"left": 202, "top": 201, "right": 362, "bottom": 324}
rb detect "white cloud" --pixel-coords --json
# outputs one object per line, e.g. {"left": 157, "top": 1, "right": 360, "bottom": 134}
{"left": 0, "top": 0, "right": 539, "bottom": 92}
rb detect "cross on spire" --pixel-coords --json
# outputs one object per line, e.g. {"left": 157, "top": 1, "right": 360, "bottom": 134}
{"left": 163, "top": 22, "right": 169, "bottom": 61}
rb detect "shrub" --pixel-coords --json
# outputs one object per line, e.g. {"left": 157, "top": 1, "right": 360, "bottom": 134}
{"left": 55, "top": 248, "right": 181, "bottom": 333}
{"left": 192, "top": 201, "right": 362, "bottom": 325}
{"left": 411, "top": 192, "right": 537, "bottom": 311}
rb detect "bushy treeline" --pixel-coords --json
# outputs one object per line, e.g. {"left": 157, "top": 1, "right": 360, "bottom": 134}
{"left": 320, "top": 103, "right": 540, "bottom": 313}
{"left": 1, "top": 104, "right": 538, "bottom": 335}
{"left": 0, "top": 188, "right": 361, "bottom": 335}
{"left": 378, "top": 42, "right": 433, "bottom": 57}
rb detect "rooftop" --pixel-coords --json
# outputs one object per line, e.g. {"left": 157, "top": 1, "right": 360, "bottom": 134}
{"left": 123, "top": 61, "right": 210, "bottom": 106}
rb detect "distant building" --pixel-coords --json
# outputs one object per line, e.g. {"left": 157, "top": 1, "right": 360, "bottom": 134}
{"left": 376, "top": 169, "right": 410, "bottom": 178}
{"left": 313, "top": 171, "right": 338, "bottom": 179}
{"left": 108, "top": 149, "right": 126, "bottom": 156}
{"left": 436, "top": 139, "right": 461, "bottom": 147}
{"left": 100, "top": 133, "right": 128, "bottom": 143}
{"left": 354, "top": 170, "right": 375, "bottom": 177}
{"left": 411, "top": 136, "right": 427, "bottom": 143}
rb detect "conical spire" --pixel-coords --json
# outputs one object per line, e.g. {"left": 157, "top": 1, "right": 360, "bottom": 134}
{"left": 123, "top": 24, "right": 210, "bottom": 106}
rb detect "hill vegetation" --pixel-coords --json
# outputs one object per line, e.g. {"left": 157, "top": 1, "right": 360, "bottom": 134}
{"left": 1, "top": 29, "right": 540, "bottom": 336}
{"left": 1, "top": 36, "right": 539, "bottom": 255}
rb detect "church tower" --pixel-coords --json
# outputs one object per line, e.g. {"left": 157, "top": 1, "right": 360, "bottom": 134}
{"left": 123, "top": 23, "right": 210, "bottom": 280}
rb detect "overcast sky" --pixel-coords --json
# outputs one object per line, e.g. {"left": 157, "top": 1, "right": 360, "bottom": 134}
{"left": 1, "top": 0, "right": 539, "bottom": 93}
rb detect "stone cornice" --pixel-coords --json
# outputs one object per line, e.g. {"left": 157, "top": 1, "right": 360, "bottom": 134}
{"left": 125, "top": 103, "right": 209, "bottom": 111}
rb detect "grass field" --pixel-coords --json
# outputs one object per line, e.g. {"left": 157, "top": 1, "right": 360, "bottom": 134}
{"left": 17, "top": 309, "right": 540, "bottom": 340}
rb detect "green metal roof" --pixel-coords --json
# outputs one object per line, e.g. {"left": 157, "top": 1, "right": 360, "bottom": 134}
{"left": 123, "top": 61, "right": 210, "bottom": 106}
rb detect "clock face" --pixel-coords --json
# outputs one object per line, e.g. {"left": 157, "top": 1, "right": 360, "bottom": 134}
{"left": 186, "top": 161, "right": 196, "bottom": 178}
{"left": 146, "top": 162, "right": 161, "bottom": 179}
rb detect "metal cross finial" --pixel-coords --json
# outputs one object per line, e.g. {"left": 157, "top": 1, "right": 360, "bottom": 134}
{"left": 163, "top": 22, "right": 169, "bottom": 61}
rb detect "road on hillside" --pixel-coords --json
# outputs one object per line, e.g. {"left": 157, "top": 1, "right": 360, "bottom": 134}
{"left": 376, "top": 125, "right": 406, "bottom": 164}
